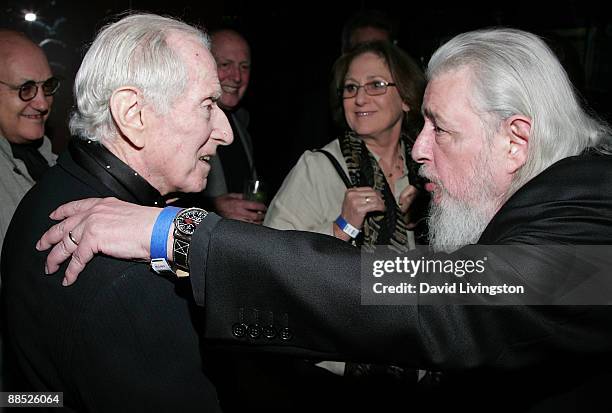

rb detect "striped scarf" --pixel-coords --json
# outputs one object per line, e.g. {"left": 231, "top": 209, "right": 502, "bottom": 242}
{"left": 339, "top": 130, "right": 418, "bottom": 251}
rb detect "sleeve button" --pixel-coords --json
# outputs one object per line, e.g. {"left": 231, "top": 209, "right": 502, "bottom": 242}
{"left": 232, "top": 322, "right": 248, "bottom": 338}
{"left": 247, "top": 324, "right": 262, "bottom": 339}
{"left": 263, "top": 325, "right": 277, "bottom": 339}
{"left": 279, "top": 327, "right": 293, "bottom": 341}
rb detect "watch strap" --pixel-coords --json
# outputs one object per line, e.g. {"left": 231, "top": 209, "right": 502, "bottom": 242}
{"left": 173, "top": 236, "right": 191, "bottom": 276}
{"left": 172, "top": 207, "right": 208, "bottom": 277}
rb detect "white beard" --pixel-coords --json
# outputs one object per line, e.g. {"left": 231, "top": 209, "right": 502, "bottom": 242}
{"left": 427, "top": 191, "right": 494, "bottom": 253}
{"left": 421, "top": 150, "right": 499, "bottom": 253}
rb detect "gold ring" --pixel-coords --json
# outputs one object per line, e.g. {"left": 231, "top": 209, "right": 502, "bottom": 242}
{"left": 68, "top": 231, "right": 79, "bottom": 246}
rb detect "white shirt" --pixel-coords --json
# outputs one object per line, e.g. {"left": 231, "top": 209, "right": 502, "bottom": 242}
{"left": 264, "top": 139, "right": 415, "bottom": 248}
{"left": 0, "top": 136, "right": 57, "bottom": 256}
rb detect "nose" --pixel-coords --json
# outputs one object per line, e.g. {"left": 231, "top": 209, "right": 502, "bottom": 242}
{"left": 29, "top": 88, "right": 51, "bottom": 112}
{"left": 228, "top": 64, "right": 241, "bottom": 83}
{"left": 353, "top": 86, "right": 369, "bottom": 105}
{"left": 210, "top": 107, "right": 234, "bottom": 148}
{"left": 411, "top": 125, "right": 433, "bottom": 164}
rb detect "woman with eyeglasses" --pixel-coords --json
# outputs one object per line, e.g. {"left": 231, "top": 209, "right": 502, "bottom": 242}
{"left": 265, "top": 41, "right": 428, "bottom": 249}
{"left": 262, "top": 40, "right": 430, "bottom": 411}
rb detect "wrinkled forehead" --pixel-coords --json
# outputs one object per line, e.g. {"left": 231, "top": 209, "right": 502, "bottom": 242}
{"left": 422, "top": 67, "right": 483, "bottom": 127}
{"left": 168, "top": 33, "right": 215, "bottom": 74}
{"left": 167, "top": 32, "right": 222, "bottom": 98}
{"left": 426, "top": 67, "right": 474, "bottom": 104}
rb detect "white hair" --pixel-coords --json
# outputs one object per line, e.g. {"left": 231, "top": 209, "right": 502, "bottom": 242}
{"left": 427, "top": 28, "right": 612, "bottom": 198}
{"left": 69, "top": 13, "right": 210, "bottom": 142}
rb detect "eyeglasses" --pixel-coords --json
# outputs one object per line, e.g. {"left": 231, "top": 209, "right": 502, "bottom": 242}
{"left": 0, "top": 77, "right": 60, "bottom": 102}
{"left": 339, "top": 80, "right": 396, "bottom": 99}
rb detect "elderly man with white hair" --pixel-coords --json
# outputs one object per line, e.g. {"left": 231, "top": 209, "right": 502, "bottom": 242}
{"left": 32, "top": 28, "right": 612, "bottom": 411}
{"left": 1, "top": 13, "right": 232, "bottom": 412}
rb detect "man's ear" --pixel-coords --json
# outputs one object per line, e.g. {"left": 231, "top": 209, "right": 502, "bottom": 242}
{"left": 109, "top": 87, "right": 146, "bottom": 149}
{"left": 504, "top": 115, "right": 531, "bottom": 174}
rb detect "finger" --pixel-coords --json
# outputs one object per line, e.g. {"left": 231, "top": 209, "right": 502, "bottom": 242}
{"left": 225, "top": 193, "right": 244, "bottom": 200}
{"left": 242, "top": 209, "right": 266, "bottom": 223}
{"left": 361, "top": 201, "right": 386, "bottom": 214}
{"left": 359, "top": 192, "right": 384, "bottom": 207}
{"left": 44, "top": 234, "right": 78, "bottom": 274}
{"left": 399, "top": 188, "right": 418, "bottom": 213}
{"left": 49, "top": 197, "right": 106, "bottom": 220}
{"left": 62, "top": 246, "right": 95, "bottom": 286}
{"left": 36, "top": 214, "right": 83, "bottom": 251}
{"left": 351, "top": 186, "right": 375, "bottom": 192}
{"left": 36, "top": 221, "right": 65, "bottom": 251}
{"left": 399, "top": 186, "right": 418, "bottom": 200}
{"left": 243, "top": 200, "right": 267, "bottom": 212}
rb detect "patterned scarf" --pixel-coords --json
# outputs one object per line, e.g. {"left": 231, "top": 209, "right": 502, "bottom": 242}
{"left": 339, "top": 130, "right": 421, "bottom": 251}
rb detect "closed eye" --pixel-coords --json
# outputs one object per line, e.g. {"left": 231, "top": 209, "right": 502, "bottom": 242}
{"left": 201, "top": 100, "right": 216, "bottom": 118}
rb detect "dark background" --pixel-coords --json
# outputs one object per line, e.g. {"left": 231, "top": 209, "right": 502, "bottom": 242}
{"left": 2, "top": 0, "right": 610, "bottom": 194}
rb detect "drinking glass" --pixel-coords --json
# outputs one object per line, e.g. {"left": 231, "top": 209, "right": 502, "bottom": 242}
{"left": 243, "top": 179, "right": 268, "bottom": 204}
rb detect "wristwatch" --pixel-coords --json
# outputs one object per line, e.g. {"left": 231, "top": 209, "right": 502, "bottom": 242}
{"left": 173, "top": 207, "right": 208, "bottom": 277}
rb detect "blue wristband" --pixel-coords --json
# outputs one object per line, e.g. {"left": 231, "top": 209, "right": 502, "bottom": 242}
{"left": 335, "top": 215, "right": 361, "bottom": 238}
{"left": 150, "top": 206, "right": 181, "bottom": 260}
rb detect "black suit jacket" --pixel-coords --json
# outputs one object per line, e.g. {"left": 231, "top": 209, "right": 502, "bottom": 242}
{"left": 191, "top": 152, "right": 612, "bottom": 412}
{"left": 1, "top": 146, "right": 220, "bottom": 412}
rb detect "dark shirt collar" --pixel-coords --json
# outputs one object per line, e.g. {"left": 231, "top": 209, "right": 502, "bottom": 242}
{"left": 69, "top": 138, "right": 165, "bottom": 207}
{"left": 9, "top": 137, "right": 51, "bottom": 182}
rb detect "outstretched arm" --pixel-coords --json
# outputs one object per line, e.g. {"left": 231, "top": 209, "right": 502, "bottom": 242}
{"left": 37, "top": 198, "right": 162, "bottom": 285}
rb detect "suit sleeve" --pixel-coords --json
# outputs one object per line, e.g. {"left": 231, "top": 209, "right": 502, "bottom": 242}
{"left": 189, "top": 218, "right": 612, "bottom": 371}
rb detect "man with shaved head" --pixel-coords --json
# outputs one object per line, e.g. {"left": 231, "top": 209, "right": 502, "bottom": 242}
{"left": 0, "top": 30, "right": 58, "bottom": 257}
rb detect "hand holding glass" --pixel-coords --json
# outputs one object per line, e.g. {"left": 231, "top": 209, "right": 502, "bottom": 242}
{"left": 244, "top": 179, "right": 267, "bottom": 204}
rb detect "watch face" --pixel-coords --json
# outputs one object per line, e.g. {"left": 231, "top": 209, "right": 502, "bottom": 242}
{"left": 175, "top": 208, "right": 207, "bottom": 236}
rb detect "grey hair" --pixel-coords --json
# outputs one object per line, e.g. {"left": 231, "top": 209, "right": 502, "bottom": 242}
{"left": 69, "top": 13, "right": 210, "bottom": 142}
{"left": 427, "top": 28, "right": 612, "bottom": 197}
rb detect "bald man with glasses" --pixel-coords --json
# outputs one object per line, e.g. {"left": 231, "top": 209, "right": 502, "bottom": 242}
{"left": 0, "top": 28, "right": 58, "bottom": 395}
{"left": 0, "top": 29, "right": 59, "bottom": 256}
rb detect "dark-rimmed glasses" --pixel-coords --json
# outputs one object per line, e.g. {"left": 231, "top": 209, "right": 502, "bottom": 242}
{"left": 0, "top": 77, "right": 60, "bottom": 102}
{"left": 339, "top": 80, "right": 396, "bottom": 99}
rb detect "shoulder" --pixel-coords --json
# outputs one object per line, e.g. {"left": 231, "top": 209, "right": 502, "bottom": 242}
{"left": 516, "top": 152, "right": 612, "bottom": 202}
{"left": 40, "top": 136, "right": 58, "bottom": 164}
{"left": 302, "top": 139, "right": 345, "bottom": 169}
{"left": 233, "top": 107, "right": 250, "bottom": 127}
{"left": 481, "top": 153, "right": 612, "bottom": 244}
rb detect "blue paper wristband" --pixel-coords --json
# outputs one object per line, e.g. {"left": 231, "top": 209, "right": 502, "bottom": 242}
{"left": 335, "top": 215, "right": 360, "bottom": 239}
{"left": 150, "top": 206, "right": 181, "bottom": 260}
